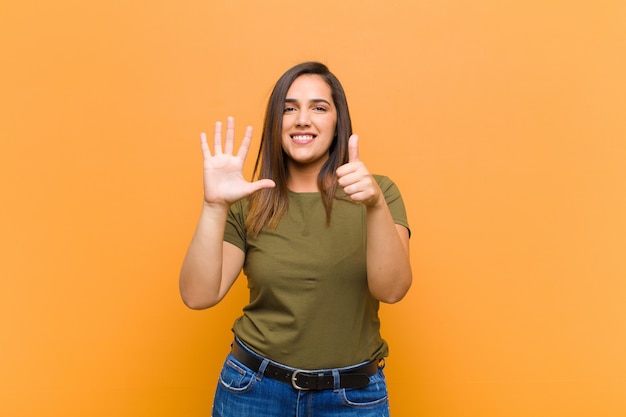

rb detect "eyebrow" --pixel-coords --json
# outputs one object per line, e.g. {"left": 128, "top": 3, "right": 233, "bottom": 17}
{"left": 284, "top": 98, "right": 332, "bottom": 105}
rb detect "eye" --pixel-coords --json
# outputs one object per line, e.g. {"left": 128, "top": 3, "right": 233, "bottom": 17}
{"left": 283, "top": 106, "right": 296, "bottom": 114}
{"left": 313, "top": 106, "right": 327, "bottom": 112}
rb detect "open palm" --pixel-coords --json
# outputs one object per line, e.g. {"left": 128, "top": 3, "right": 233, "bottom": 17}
{"left": 201, "top": 117, "right": 275, "bottom": 206}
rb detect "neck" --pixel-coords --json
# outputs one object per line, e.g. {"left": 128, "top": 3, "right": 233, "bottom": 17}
{"left": 287, "top": 171, "right": 319, "bottom": 192}
{"left": 286, "top": 162, "right": 322, "bottom": 192}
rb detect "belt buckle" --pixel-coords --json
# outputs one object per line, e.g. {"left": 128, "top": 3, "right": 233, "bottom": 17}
{"left": 291, "top": 370, "right": 311, "bottom": 391}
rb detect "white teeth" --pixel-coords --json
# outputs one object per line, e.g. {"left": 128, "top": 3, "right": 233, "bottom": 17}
{"left": 292, "top": 135, "right": 314, "bottom": 142}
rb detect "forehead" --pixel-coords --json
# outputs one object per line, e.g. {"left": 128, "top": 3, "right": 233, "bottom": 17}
{"left": 286, "top": 74, "right": 333, "bottom": 99}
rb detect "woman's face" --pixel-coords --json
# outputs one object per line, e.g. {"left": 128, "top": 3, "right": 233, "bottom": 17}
{"left": 281, "top": 74, "right": 337, "bottom": 171}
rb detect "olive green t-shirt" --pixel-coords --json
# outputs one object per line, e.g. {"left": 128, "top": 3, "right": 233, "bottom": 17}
{"left": 224, "top": 175, "right": 410, "bottom": 369}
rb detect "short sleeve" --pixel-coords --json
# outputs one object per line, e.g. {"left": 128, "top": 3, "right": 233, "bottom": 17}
{"left": 224, "top": 199, "right": 248, "bottom": 251}
{"left": 374, "top": 175, "right": 411, "bottom": 237}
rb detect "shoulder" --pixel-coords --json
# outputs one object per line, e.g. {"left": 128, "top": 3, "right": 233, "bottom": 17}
{"left": 225, "top": 199, "right": 249, "bottom": 250}
{"left": 373, "top": 174, "right": 403, "bottom": 200}
{"left": 226, "top": 198, "right": 250, "bottom": 229}
{"left": 373, "top": 174, "right": 394, "bottom": 189}
{"left": 373, "top": 174, "right": 411, "bottom": 235}
{"left": 229, "top": 198, "right": 249, "bottom": 215}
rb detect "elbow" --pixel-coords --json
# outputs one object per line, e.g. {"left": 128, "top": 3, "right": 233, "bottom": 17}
{"left": 179, "top": 270, "right": 222, "bottom": 310}
{"left": 181, "top": 297, "right": 213, "bottom": 310}
{"left": 379, "top": 292, "right": 407, "bottom": 304}
{"left": 372, "top": 271, "right": 412, "bottom": 304}
{"left": 179, "top": 285, "right": 220, "bottom": 310}
{"left": 377, "top": 288, "right": 409, "bottom": 304}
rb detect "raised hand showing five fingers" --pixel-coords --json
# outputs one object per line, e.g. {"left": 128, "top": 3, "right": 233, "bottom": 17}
{"left": 336, "top": 134, "right": 383, "bottom": 208}
{"left": 201, "top": 116, "right": 275, "bottom": 207}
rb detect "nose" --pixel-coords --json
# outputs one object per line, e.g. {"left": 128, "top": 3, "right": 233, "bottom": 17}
{"left": 295, "top": 109, "right": 311, "bottom": 127}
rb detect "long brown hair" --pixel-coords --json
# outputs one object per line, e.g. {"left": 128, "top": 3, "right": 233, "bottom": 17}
{"left": 246, "top": 62, "right": 353, "bottom": 236}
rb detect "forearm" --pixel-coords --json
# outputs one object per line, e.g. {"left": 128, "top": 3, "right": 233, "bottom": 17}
{"left": 365, "top": 200, "right": 412, "bottom": 303}
{"left": 179, "top": 203, "right": 230, "bottom": 309}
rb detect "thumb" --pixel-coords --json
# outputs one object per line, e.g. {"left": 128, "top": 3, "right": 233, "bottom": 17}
{"left": 251, "top": 178, "right": 276, "bottom": 192}
{"left": 348, "top": 134, "right": 359, "bottom": 163}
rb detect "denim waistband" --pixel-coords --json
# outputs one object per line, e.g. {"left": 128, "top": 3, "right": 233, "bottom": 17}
{"left": 232, "top": 337, "right": 380, "bottom": 390}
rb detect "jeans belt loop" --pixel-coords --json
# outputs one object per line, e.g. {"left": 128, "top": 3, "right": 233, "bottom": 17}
{"left": 332, "top": 369, "right": 341, "bottom": 391}
{"left": 257, "top": 359, "right": 270, "bottom": 382}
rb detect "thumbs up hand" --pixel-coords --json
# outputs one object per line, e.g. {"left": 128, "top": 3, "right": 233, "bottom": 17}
{"left": 336, "top": 134, "right": 383, "bottom": 208}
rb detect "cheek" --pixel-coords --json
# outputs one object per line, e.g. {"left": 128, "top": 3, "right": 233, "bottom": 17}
{"left": 282, "top": 118, "right": 297, "bottom": 137}
{"left": 281, "top": 122, "right": 290, "bottom": 140}
{"left": 280, "top": 134, "right": 293, "bottom": 153}
{"left": 328, "top": 117, "right": 338, "bottom": 133}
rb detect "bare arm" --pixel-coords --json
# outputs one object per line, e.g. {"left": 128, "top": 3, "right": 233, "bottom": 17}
{"left": 179, "top": 205, "right": 244, "bottom": 309}
{"left": 336, "top": 135, "right": 412, "bottom": 303}
{"left": 363, "top": 200, "right": 412, "bottom": 303}
{"left": 179, "top": 117, "right": 275, "bottom": 309}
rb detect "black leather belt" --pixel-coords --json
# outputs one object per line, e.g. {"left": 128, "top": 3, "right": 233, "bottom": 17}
{"left": 231, "top": 340, "right": 379, "bottom": 391}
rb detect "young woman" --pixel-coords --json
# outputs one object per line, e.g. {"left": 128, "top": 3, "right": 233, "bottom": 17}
{"left": 180, "top": 62, "right": 412, "bottom": 416}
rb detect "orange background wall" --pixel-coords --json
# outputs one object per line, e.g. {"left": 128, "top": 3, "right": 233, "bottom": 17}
{"left": 1, "top": 1, "right": 625, "bottom": 416}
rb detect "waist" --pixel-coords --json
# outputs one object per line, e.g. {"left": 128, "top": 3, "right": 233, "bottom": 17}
{"left": 231, "top": 337, "right": 381, "bottom": 391}
{"left": 232, "top": 316, "right": 389, "bottom": 369}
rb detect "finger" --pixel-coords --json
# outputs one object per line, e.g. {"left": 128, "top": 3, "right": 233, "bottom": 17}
{"left": 250, "top": 178, "right": 276, "bottom": 192}
{"left": 213, "top": 121, "right": 223, "bottom": 154}
{"left": 200, "top": 132, "right": 211, "bottom": 157}
{"left": 236, "top": 126, "right": 254, "bottom": 160}
{"left": 224, "top": 116, "right": 235, "bottom": 154}
{"left": 348, "top": 134, "right": 359, "bottom": 163}
{"left": 242, "top": 179, "right": 276, "bottom": 199}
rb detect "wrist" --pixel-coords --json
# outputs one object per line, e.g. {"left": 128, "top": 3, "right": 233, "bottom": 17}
{"left": 201, "top": 200, "right": 231, "bottom": 214}
{"left": 365, "top": 194, "right": 386, "bottom": 210}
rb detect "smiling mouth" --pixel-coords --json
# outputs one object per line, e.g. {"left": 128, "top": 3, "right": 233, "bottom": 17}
{"left": 291, "top": 134, "right": 316, "bottom": 144}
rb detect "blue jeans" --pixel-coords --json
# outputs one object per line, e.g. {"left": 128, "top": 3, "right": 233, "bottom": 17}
{"left": 212, "top": 341, "right": 390, "bottom": 417}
